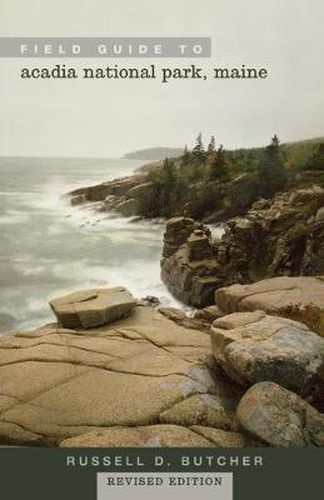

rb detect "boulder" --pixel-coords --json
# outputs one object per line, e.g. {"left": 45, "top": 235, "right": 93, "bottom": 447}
{"left": 216, "top": 276, "right": 324, "bottom": 335}
{"left": 211, "top": 311, "right": 324, "bottom": 395}
{"left": 50, "top": 287, "right": 137, "bottom": 329}
{"left": 237, "top": 382, "right": 324, "bottom": 447}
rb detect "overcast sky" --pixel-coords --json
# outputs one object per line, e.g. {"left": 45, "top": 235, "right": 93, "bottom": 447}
{"left": 0, "top": 0, "right": 323, "bottom": 158}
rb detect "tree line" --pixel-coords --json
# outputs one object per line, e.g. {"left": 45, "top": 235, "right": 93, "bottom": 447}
{"left": 146, "top": 133, "right": 324, "bottom": 217}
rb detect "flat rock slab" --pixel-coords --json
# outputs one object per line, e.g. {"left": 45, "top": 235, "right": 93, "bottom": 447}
{"left": 0, "top": 305, "right": 243, "bottom": 447}
{"left": 60, "top": 425, "right": 214, "bottom": 447}
{"left": 216, "top": 276, "right": 324, "bottom": 335}
{"left": 237, "top": 382, "right": 324, "bottom": 447}
{"left": 60, "top": 424, "right": 252, "bottom": 448}
{"left": 211, "top": 311, "right": 324, "bottom": 395}
{"left": 50, "top": 287, "right": 137, "bottom": 328}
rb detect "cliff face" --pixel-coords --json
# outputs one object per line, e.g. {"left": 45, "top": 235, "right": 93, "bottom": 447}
{"left": 161, "top": 186, "right": 324, "bottom": 308}
{"left": 68, "top": 169, "right": 265, "bottom": 222}
{"left": 161, "top": 218, "right": 221, "bottom": 307}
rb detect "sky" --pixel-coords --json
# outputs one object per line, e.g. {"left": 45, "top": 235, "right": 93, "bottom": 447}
{"left": 0, "top": 0, "right": 323, "bottom": 158}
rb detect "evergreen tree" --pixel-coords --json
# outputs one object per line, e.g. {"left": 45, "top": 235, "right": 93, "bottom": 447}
{"left": 181, "top": 144, "right": 191, "bottom": 165}
{"left": 150, "top": 159, "right": 177, "bottom": 217}
{"left": 306, "top": 143, "right": 324, "bottom": 171}
{"left": 207, "top": 135, "right": 216, "bottom": 153}
{"left": 209, "top": 145, "right": 228, "bottom": 180}
{"left": 192, "top": 132, "right": 206, "bottom": 165}
{"left": 163, "top": 158, "right": 176, "bottom": 187}
{"left": 258, "top": 135, "right": 286, "bottom": 197}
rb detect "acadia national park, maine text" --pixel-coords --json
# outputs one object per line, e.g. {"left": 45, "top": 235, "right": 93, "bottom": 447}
{"left": 20, "top": 63, "right": 269, "bottom": 82}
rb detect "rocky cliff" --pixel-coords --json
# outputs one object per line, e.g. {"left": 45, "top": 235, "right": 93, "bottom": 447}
{"left": 68, "top": 170, "right": 265, "bottom": 221}
{"left": 161, "top": 186, "right": 324, "bottom": 308}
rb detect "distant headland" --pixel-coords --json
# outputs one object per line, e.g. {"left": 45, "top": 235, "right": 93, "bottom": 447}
{"left": 123, "top": 147, "right": 183, "bottom": 161}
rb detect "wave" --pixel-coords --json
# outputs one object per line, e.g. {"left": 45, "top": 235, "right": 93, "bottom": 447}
{"left": 0, "top": 158, "right": 185, "bottom": 333}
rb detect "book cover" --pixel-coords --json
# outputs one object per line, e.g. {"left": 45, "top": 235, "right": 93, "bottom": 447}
{"left": 0, "top": 1, "right": 323, "bottom": 499}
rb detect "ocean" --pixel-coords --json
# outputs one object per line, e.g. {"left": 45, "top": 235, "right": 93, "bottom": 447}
{"left": 0, "top": 157, "right": 179, "bottom": 333}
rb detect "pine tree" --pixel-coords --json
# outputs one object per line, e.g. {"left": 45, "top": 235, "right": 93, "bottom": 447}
{"left": 152, "top": 159, "right": 177, "bottom": 216}
{"left": 258, "top": 135, "right": 286, "bottom": 197}
{"left": 207, "top": 135, "right": 216, "bottom": 153}
{"left": 209, "top": 145, "right": 228, "bottom": 180}
{"left": 192, "top": 132, "right": 206, "bottom": 165}
{"left": 306, "top": 143, "right": 324, "bottom": 171}
{"left": 181, "top": 144, "right": 191, "bottom": 165}
{"left": 163, "top": 158, "right": 176, "bottom": 187}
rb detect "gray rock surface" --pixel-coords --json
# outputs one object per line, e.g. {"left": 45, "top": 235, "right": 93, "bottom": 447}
{"left": 237, "top": 382, "right": 324, "bottom": 447}
{"left": 211, "top": 311, "right": 324, "bottom": 395}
